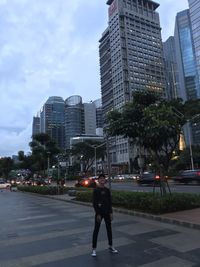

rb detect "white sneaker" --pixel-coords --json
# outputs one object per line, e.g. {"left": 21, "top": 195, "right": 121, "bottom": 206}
{"left": 91, "top": 249, "right": 96, "bottom": 257}
{"left": 109, "top": 247, "right": 118, "bottom": 253}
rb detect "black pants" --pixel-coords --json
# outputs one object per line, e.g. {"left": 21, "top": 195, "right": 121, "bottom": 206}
{"left": 92, "top": 213, "right": 112, "bottom": 249}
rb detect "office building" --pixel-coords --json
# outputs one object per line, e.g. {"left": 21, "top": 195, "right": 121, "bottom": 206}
{"left": 40, "top": 96, "right": 65, "bottom": 150}
{"left": 32, "top": 116, "right": 40, "bottom": 136}
{"left": 174, "top": 10, "right": 200, "bottom": 101}
{"left": 163, "top": 36, "right": 180, "bottom": 100}
{"left": 94, "top": 99, "right": 103, "bottom": 136}
{"left": 188, "top": 0, "right": 200, "bottom": 85}
{"left": 84, "top": 102, "right": 96, "bottom": 135}
{"left": 65, "top": 95, "right": 85, "bottom": 149}
{"left": 99, "top": 0, "right": 165, "bottom": 171}
{"left": 174, "top": 10, "right": 200, "bottom": 145}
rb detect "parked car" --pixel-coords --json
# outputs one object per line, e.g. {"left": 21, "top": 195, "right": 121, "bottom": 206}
{"left": 0, "top": 180, "right": 11, "bottom": 189}
{"left": 172, "top": 169, "right": 200, "bottom": 184}
{"left": 136, "top": 172, "right": 161, "bottom": 185}
{"left": 75, "top": 177, "right": 97, "bottom": 188}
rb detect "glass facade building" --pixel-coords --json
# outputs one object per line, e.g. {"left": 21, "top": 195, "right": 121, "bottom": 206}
{"left": 163, "top": 36, "right": 180, "bottom": 100}
{"left": 65, "top": 95, "right": 85, "bottom": 149}
{"left": 32, "top": 116, "right": 40, "bottom": 136}
{"left": 175, "top": 9, "right": 200, "bottom": 145}
{"left": 40, "top": 96, "right": 65, "bottom": 150}
{"left": 175, "top": 10, "right": 200, "bottom": 101}
{"left": 188, "top": 0, "right": 200, "bottom": 87}
{"left": 84, "top": 102, "right": 96, "bottom": 136}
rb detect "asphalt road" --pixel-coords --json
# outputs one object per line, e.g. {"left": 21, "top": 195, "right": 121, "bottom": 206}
{"left": 0, "top": 189, "right": 200, "bottom": 266}
{"left": 65, "top": 180, "right": 200, "bottom": 194}
{"left": 110, "top": 181, "right": 200, "bottom": 194}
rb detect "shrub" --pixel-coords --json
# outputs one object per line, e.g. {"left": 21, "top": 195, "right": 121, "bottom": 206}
{"left": 75, "top": 190, "right": 200, "bottom": 214}
{"left": 18, "top": 185, "right": 69, "bottom": 195}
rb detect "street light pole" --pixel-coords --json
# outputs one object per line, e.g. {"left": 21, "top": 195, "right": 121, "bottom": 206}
{"left": 94, "top": 147, "right": 97, "bottom": 177}
{"left": 87, "top": 142, "right": 106, "bottom": 177}
{"left": 172, "top": 107, "right": 195, "bottom": 170}
{"left": 106, "top": 136, "right": 111, "bottom": 190}
{"left": 47, "top": 152, "right": 50, "bottom": 178}
{"left": 187, "top": 120, "right": 194, "bottom": 170}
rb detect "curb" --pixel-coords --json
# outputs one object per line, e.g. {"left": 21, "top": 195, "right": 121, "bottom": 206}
{"left": 18, "top": 191, "right": 200, "bottom": 230}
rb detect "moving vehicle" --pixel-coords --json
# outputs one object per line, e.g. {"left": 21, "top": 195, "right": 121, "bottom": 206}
{"left": 75, "top": 177, "right": 97, "bottom": 188}
{"left": 0, "top": 180, "right": 11, "bottom": 189}
{"left": 136, "top": 172, "right": 161, "bottom": 185}
{"left": 172, "top": 169, "right": 200, "bottom": 184}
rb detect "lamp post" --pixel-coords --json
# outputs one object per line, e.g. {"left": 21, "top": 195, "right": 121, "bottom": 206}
{"left": 87, "top": 142, "right": 106, "bottom": 177}
{"left": 47, "top": 152, "right": 50, "bottom": 178}
{"left": 187, "top": 120, "right": 194, "bottom": 170}
{"left": 80, "top": 154, "right": 84, "bottom": 175}
{"left": 187, "top": 114, "right": 200, "bottom": 170}
{"left": 106, "top": 136, "right": 111, "bottom": 190}
{"left": 172, "top": 108, "right": 200, "bottom": 170}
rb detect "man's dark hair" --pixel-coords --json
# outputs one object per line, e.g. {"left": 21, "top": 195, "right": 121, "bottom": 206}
{"left": 98, "top": 174, "right": 105, "bottom": 179}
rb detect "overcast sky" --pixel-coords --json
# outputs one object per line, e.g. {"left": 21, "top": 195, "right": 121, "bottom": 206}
{"left": 0, "top": 0, "right": 189, "bottom": 157}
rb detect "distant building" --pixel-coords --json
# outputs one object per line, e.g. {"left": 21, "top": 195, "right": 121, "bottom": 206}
{"left": 32, "top": 116, "right": 40, "bottom": 136}
{"left": 188, "top": 0, "right": 200, "bottom": 86}
{"left": 94, "top": 99, "right": 103, "bottom": 136}
{"left": 65, "top": 95, "right": 85, "bottom": 150}
{"left": 163, "top": 36, "right": 180, "bottom": 100}
{"left": 174, "top": 10, "right": 200, "bottom": 101}
{"left": 36, "top": 94, "right": 103, "bottom": 153}
{"left": 40, "top": 96, "right": 65, "bottom": 150}
{"left": 174, "top": 10, "right": 200, "bottom": 146}
{"left": 84, "top": 102, "right": 96, "bottom": 135}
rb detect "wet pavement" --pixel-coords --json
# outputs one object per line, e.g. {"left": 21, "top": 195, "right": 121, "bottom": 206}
{"left": 0, "top": 189, "right": 200, "bottom": 266}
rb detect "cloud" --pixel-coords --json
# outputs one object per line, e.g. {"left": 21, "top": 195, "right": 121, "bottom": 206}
{"left": 0, "top": 0, "right": 190, "bottom": 157}
{"left": 0, "top": 124, "right": 31, "bottom": 156}
{"left": 0, "top": 0, "right": 108, "bottom": 157}
{"left": 157, "top": 0, "right": 189, "bottom": 41}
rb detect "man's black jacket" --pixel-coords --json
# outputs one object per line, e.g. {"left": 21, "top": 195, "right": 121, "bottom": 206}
{"left": 92, "top": 187, "right": 112, "bottom": 215}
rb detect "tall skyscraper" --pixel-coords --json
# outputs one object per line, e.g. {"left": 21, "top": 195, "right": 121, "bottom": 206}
{"left": 174, "top": 10, "right": 200, "bottom": 101}
{"left": 65, "top": 95, "right": 85, "bottom": 149}
{"left": 32, "top": 116, "right": 40, "bottom": 136}
{"left": 188, "top": 0, "right": 200, "bottom": 85}
{"left": 94, "top": 99, "right": 103, "bottom": 136}
{"left": 84, "top": 102, "right": 96, "bottom": 136}
{"left": 163, "top": 36, "right": 180, "bottom": 100}
{"left": 99, "top": 0, "right": 165, "bottom": 170}
{"left": 174, "top": 9, "right": 200, "bottom": 145}
{"left": 40, "top": 96, "right": 65, "bottom": 150}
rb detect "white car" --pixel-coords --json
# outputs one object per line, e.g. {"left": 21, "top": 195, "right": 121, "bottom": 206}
{"left": 0, "top": 180, "right": 11, "bottom": 189}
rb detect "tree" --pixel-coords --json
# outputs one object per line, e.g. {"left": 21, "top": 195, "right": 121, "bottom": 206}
{"left": 28, "top": 133, "right": 60, "bottom": 175}
{"left": 106, "top": 91, "right": 186, "bottom": 195}
{"left": 170, "top": 146, "right": 200, "bottom": 173}
{"left": 0, "top": 157, "right": 14, "bottom": 178}
{"left": 70, "top": 140, "right": 106, "bottom": 175}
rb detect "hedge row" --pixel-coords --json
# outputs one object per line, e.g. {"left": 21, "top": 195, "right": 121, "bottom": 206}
{"left": 17, "top": 185, "right": 69, "bottom": 195}
{"left": 17, "top": 185, "right": 92, "bottom": 195}
{"left": 76, "top": 190, "right": 200, "bottom": 214}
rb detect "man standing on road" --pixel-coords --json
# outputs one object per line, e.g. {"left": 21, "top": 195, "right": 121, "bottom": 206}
{"left": 91, "top": 174, "right": 118, "bottom": 257}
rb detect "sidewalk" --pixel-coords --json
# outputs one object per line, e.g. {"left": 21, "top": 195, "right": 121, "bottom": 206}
{"left": 47, "top": 193, "right": 200, "bottom": 230}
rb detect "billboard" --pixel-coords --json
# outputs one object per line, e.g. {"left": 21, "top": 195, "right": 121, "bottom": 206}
{"left": 109, "top": 0, "right": 118, "bottom": 17}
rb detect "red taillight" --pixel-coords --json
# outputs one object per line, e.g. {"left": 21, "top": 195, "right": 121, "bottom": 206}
{"left": 197, "top": 172, "right": 200, "bottom": 176}
{"left": 84, "top": 180, "right": 89, "bottom": 185}
{"left": 155, "top": 175, "right": 160, "bottom": 180}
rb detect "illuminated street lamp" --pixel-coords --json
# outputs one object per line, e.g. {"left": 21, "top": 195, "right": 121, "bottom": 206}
{"left": 87, "top": 143, "right": 106, "bottom": 177}
{"left": 186, "top": 120, "right": 194, "bottom": 170}
{"left": 80, "top": 154, "right": 84, "bottom": 174}
{"left": 173, "top": 108, "right": 200, "bottom": 170}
